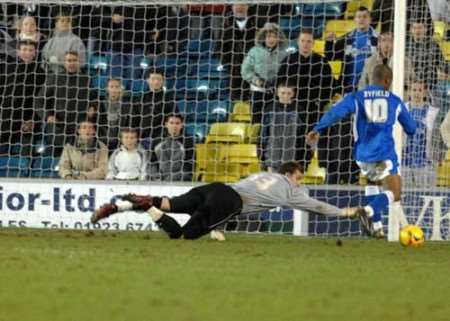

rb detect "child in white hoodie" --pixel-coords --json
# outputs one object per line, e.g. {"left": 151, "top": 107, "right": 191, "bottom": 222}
{"left": 107, "top": 128, "right": 148, "bottom": 180}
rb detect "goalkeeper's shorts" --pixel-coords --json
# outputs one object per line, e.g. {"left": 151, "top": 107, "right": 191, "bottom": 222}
{"left": 170, "top": 182, "right": 243, "bottom": 239}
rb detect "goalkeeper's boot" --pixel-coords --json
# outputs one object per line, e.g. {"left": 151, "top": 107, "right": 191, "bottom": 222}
{"left": 120, "top": 193, "right": 153, "bottom": 211}
{"left": 91, "top": 203, "right": 118, "bottom": 224}
{"left": 355, "top": 207, "right": 373, "bottom": 236}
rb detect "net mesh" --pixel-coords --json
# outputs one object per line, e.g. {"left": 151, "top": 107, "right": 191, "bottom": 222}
{"left": 0, "top": 0, "right": 448, "bottom": 238}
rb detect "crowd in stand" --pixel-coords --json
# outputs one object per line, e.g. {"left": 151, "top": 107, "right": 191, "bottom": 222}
{"left": 0, "top": 2, "right": 449, "bottom": 185}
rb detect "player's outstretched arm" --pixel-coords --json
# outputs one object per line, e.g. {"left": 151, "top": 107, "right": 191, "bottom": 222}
{"left": 312, "top": 93, "right": 357, "bottom": 135}
{"left": 288, "top": 189, "right": 355, "bottom": 217}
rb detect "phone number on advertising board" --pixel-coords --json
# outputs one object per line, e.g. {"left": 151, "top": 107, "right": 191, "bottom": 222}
{"left": 0, "top": 220, "right": 155, "bottom": 231}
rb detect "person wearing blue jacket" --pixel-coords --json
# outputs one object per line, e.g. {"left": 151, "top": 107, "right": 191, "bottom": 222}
{"left": 325, "top": 6, "right": 378, "bottom": 94}
{"left": 307, "top": 64, "right": 417, "bottom": 239}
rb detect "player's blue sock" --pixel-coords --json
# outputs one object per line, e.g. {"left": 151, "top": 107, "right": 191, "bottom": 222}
{"left": 366, "top": 191, "right": 394, "bottom": 223}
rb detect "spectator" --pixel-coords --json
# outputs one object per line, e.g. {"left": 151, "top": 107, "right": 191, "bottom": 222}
{"left": 132, "top": 69, "right": 176, "bottom": 142}
{"left": 440, "top": 109, "right": 450, "bottom": 149}
{"left": 216, "top": 4, "right": 259, "bottom": 102}
{"left": 59, "top": 118, "right": 108, "bottom": 180}
{"left": 427, "top": 0, "right": 450, "bottom": 22}
{"left": 95, "top": 5, "right": 163, "bottom": 81}
{"left": 187, "top": 4, "right": 226, "bottom": 41}
{"left": 277, "top": 29, "right": 334, "bottom": 128}
{"left": 241, "top": 22, "right": 288, "bottom": 123}
{"left": 35, "top": 51, "right": 94, "bottom": 157}
{"left": 406, "top": 20, "right": 449, "bottom": 89}
{"left": 0, "top": 40, "right": 45, "bottom": 156}
{"left": 14, "top": 15, "right": 46, "bottom": 51}
{"left": 403, "top": 79, "right": 439, "bottom": 186}
{"left": 106, "top": 128, "right": 148, "bottom": 181}
{"left": 158, "top": 5, "right": 189, "bottom": 54}
{"left": 325, "top": 6, "right": 378, "bottom": 94}
{"left": 371, "top": 0, "right": 434, "bottom": 34}
{"left": 358, "top": 32, "right": 414, "bottom": 89}
{"left": 262, "top": 83, "right": 304, "bottom": 171}
{"left": 96, "top": 78, "right": 134, "bottom": 151}
{"left": 150, "top": 113, "right": 194, "bottom": 181}
{"left": 41, "top": 8, "right": 86, "bottom": 73}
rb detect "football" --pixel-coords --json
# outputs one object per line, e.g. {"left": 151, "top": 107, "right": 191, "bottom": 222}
{"left": 399, "top": 225, "right": 425, "bottom": 247}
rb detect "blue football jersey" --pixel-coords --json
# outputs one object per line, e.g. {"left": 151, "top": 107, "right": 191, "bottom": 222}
{"left": 314, "top": 85, "right": 417, "bottom": 162}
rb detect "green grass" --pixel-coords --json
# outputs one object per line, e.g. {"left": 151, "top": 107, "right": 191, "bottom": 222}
{"left": 0, "top": 229, "right": 449, "bottom": 321}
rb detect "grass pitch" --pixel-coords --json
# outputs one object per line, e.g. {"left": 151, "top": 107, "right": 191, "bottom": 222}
{"left": 0, "top": 229, "right": 449, "bottom": 321}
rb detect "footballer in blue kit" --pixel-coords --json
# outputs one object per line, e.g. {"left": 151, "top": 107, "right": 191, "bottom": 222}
{"left": 307, "top": 64, "right": 417, "bottom": 238}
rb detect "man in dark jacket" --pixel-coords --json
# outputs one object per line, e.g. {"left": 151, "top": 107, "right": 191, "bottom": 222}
{"left": 215, "top": 4, "right": 259, "bottom": 101}
{"left": 277, "top": 29, "right": 334, "bottom": 128}
{"left": 35, "top": 51, "right": 94, "bottom": 156}
{"left": 150, "top": 113, "right": 194, "bottom": 182}
{"left": 0, "top": 40, "right": 45, "bottom": 155}
{"left": 132, "top": 69, "right": 176, "bottom": 142}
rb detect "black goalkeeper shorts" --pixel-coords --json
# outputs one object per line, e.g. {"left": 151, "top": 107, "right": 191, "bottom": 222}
{"left": 169, "top": 182, "right": 243, "bottom": 239}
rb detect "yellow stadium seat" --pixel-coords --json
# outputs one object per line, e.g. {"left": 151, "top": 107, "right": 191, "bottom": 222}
{"left": 202, "top": 163, "right": 241, "bottom": 183}
{"left": 205, "top": 122, "right": 248, "bottom": 144}
{"left": 344, "top": 0, "right": 374, "bottom": 19}
{"left": 230, "top": 101, "right": 252, "bottom": 123}
{"left": 194, "top": 143, "right": 224, "bottom": 181}
{"left": 222, "top": 144, "right": 258, "bottom": 164}
{"left": 324, "top": 20, "right": 355, "bottom": 39}
{"left": 329, "top": 61, "right": 343, "bottom": 79}
{"left": 434, "top": 21, "right": 446, "bottom": 43}
{"left": 246, "top": 124, "right": 261, "bottom": 144}
{"left": 313, "top": 40, "right": 325, "bottom": 56}
{"left": 436, "top": 161, "right": 450, "bottom": 186}
{"left": 303, "top": 150, "right": 326, "bottom": 185}
{"left": 201, "top": 144, "right": 261, "bottom": 183}
{"left": 221, "top": 144, "right": 261, "bottom": 178}
{"left": 439, "top": 41, "right": 450, "bottom": 61}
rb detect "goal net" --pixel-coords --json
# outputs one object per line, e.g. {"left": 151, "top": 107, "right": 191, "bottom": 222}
{"left": 0, "top": 0, "right": 448, "bottom": 239}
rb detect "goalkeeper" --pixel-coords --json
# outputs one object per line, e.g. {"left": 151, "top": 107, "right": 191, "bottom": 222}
{"left": 91, "top": 161, "right": 358, "bottom": 240}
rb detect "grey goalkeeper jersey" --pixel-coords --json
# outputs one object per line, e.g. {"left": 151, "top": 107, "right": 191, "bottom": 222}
{"left": 230, "top": 172, "right": 343, "bottom": 216}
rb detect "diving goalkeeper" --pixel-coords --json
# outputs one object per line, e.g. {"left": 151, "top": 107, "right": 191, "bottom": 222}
{"left": 91, "top": 162, "right": 358, "bottom": 239}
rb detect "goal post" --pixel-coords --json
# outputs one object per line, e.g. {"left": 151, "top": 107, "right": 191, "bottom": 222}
{"left": 388, "top": 0, "right": 407, "bottom": 242}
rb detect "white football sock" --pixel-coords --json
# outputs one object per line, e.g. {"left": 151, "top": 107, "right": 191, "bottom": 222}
{"left": 373, "top": 221, "right": 383, "bottom": 231}
{"left": 364, "top": 205, "right": 375, "bottom": 217}
{"left": 116, "top": 200, "right": 133, "bottom": 212}
{"left": 148, "top": 206, "right": 164, "bottom": 221}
